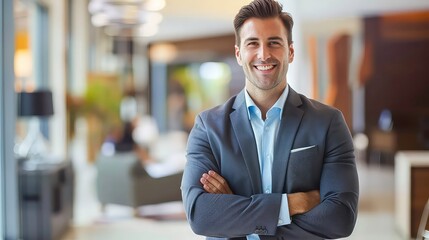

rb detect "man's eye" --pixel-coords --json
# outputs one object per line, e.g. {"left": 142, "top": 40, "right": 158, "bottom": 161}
{"left": 269, "top": 41, "right": 281, "bottom": 46}
{"left": 247, "top": 42, "right": 258, "bottom": 46}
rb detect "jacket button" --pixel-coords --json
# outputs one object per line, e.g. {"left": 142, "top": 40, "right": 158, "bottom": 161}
{"left": 254, "top": 227, "right": 267, "bottom": 235}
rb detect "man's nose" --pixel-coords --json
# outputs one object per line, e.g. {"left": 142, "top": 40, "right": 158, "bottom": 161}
{"left": 258, "top": 45, "right": 271, "bottom": 61}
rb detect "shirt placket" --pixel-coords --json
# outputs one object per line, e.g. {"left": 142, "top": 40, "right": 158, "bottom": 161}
{"left": 261, "top": 118, "right": 273, "bottom": 194}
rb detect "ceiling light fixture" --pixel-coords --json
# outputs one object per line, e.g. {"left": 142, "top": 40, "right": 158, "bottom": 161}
{"left": 88, "top": 0, "right": 165, "bottom": 37}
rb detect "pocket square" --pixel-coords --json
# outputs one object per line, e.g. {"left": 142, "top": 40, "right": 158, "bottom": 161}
{"left": 291, "top": 145, "right": 316, "bottom": 153}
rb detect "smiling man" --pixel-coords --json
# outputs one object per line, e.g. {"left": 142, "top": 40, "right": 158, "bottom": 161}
{"left": 181, "top": 0, "right": 359, "bottom": 239}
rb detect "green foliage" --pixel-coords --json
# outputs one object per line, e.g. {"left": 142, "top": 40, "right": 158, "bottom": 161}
{"left": 83, "top": 79, "right": 122, "bottom": 122}
{"left": 69, "top": 74, "right": 123, "bottom": 137}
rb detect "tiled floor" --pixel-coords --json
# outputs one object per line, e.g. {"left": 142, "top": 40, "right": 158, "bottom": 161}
{"left": 346, "top": 163, "right": 402, "bottom": 240}
{"left": 62, "top": 141, "right": 403, "bottom": 240}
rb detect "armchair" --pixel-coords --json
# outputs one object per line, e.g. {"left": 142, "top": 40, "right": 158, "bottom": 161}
{"left": 95, "top": 152, "right": 182, "bottom": 210}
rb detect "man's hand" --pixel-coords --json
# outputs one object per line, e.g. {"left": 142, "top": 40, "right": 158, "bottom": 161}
{"left": 287, "top": 190, "right": 320, "bottom": 216}
{"left": 200, "top": 170, "right": 233, "bottom": 194}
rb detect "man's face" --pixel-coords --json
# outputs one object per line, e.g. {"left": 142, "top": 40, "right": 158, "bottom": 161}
{"left": 235, "top": 17, "right": 294, "bottom": 92}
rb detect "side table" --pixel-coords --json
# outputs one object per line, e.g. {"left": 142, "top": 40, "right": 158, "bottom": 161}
{"left": 19, "top": 159, "right": 74, "bottom": 240}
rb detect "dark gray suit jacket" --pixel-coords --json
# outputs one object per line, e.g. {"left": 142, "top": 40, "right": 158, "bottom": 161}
{"left": 181, "top": 87, "right": 359, "bottom": 239}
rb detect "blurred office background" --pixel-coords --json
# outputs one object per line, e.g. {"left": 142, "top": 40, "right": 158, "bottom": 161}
{"left": 1, "top": 0, "right": 429, "bottom": 239}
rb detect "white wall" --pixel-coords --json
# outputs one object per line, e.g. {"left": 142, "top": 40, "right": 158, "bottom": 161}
{"left": 49, "top": 0, "right": 67, "bottom": 158}
{"left": 280, "top": 0, "right": 312, "bottom": 96}
{"left": 70, "top": 0, "right": 89, "bottom": 96}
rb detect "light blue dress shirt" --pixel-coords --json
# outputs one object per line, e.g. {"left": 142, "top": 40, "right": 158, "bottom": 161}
{"left": 245, "top": 86, "right": 291, "bottom": 240}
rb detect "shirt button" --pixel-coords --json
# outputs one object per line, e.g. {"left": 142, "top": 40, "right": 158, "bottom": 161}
{"left": 265, "top": 189, "right": 270, "bottom": 193}
{"left": 278, "top": 219, "right": 283, "bottom": 224}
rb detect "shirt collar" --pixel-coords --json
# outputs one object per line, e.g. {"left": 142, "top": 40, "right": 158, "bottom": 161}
{"left": 245, "top": 85, "right": 289, "bottom": 120}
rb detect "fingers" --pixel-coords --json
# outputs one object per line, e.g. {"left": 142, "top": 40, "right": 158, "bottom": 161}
{"left": 200, "top": 172, "right": 226, "bottom": 193}
{"left": 200, "top": 174, "right": 221, "bottom": 193}
{"left": 208, "top": 171, "right": 233, "bottom": 194}
{"left": 200, "top": 170, "right": 233, "bottom": 194}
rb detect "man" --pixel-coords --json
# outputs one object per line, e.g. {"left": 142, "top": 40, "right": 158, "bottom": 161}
{"left": 181, "top": 0, "right": 359, "bottom": 239}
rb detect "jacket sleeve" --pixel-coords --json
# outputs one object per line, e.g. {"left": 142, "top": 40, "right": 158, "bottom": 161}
{"left": 283, "top": 110, "right": 359, "bottom": 239}
{"left": 181, "top": 114, "right": 282, "bottom": 238}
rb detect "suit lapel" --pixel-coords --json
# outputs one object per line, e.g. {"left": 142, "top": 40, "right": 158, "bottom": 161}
{"left": 230, "top": 91, "right": 262, "bottom": 194}
{"left": 272, "top": 88, "right": 304, "bottom": 193}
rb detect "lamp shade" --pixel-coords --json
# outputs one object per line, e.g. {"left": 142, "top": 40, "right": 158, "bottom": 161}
{"left": 18, "top": 90, "right": 54, "bottom": 117}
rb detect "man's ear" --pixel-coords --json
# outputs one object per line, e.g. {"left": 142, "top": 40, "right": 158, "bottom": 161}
{"left": 289, "top": 44, "right": 295, "bottom": 63}
{"left": 235, "top": 45, "right": 242, "bottom": 66}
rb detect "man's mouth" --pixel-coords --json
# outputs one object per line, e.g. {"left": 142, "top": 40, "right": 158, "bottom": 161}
{"left": 254, "top": 65, "right": 276, "bottom": 71}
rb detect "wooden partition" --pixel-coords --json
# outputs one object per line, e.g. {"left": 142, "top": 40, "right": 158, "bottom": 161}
{"left": 361, "top": 12, "right": 429, "bottom": 156}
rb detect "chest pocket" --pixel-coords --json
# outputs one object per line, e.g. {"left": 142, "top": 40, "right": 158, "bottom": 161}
{"left": 285, "top": 145, "right": 321, "bottom": 193}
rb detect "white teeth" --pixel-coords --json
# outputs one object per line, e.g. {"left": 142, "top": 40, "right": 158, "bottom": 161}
{"left": 256, "top": 65, "right": 274, "bottom": 71}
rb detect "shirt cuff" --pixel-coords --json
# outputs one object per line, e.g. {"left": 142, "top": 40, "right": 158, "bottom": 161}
{"left": 278, "top": 193, "right": 291, "bottom": 226}
{"left": 246, "top": 234, "right": 260, "bottom": 240}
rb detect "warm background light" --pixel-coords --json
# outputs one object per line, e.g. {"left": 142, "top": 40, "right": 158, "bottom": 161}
{"left": 14, "top": 50, "right": 32, "bottom": 78}
{"left": 149, "top": 43, "right": 177, "bottom": 63}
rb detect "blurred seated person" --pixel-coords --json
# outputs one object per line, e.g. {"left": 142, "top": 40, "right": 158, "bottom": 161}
{"left": 132, "top": 116, "right": 187, "bottom": 178}
{"left": 110, "top": 95, "right": 139, "bottom": 152}
{"left": 114, "top": 121, "right": 136, "bottom": 152}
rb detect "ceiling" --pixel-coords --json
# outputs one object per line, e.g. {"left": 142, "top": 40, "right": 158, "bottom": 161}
{"left": 143, "top": 0, "right": 249, "bottom": 42}
{"left": 144, "top": 0, "right": 429, "bottom": 43}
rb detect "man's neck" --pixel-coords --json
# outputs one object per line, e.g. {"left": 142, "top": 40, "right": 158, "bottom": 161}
{"left": 246, "top": 85, "right": 285, "bottom": 120}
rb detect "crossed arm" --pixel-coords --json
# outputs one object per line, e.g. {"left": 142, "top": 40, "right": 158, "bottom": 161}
{"left": 182, "top": 111, "right": 359, "bottom": 238}
{"left": 200, "top": 170, "right": 320, "bottom": 217}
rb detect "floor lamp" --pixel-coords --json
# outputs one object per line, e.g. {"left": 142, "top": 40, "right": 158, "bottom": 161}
{"left": 16, "top": 90, "right": 54, "bottom": 160}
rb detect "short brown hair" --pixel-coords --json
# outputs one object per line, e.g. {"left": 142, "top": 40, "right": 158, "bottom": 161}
{"left": 233, "top": 0, "right": 294, "bottom": 46}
